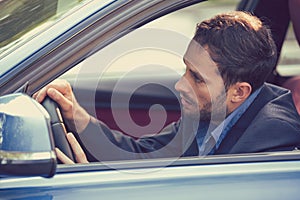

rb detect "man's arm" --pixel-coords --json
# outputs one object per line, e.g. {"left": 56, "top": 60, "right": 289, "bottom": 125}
{"left": 34, "top": 79, "right": 188, "bottom": 163}
{"left": 75, "top": 116, "right": 184, "bottom": 161}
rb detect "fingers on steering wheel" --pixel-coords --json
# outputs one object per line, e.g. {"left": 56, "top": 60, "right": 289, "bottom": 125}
{"left": 47, "top": 88, "right": 73, "bottom": 113}
{"left": 33, "top": 86, "right": 49, "bottom": 103}
{"left": 55, "top": 148, "right": 75, "bottom": 164}
{"left": 66, "top": 133, "right": 89, "bottom": 163}
{"left": 33, "top": 79, "right": 71, "bottom": 103}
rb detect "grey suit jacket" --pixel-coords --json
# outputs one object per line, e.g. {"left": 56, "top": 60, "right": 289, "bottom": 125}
{"left": 75, "top": 83, "right": 300, "bottom": 161}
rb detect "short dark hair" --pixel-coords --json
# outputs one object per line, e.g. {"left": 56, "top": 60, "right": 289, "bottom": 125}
{"left": 193, "top": 11, "right": 277, "bottom": 92}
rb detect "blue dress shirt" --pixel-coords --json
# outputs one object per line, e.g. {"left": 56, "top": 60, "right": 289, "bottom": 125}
{"left": 196, "top": 87, "right": 262, "bottom": 155}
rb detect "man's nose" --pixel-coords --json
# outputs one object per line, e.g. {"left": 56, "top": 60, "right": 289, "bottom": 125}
{"left": 175, "top": 75, "right": 187, "bottom": 93}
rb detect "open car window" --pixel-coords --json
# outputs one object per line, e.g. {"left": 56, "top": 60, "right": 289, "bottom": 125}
{"left": 57, "top": 0, "right": 300, "bottom": 166}
{"left": 59, "top": 0, "right": 262, "bottom": 164}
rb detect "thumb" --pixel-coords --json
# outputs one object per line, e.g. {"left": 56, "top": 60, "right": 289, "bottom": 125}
{"left": 66, "top": 133, "right": 89, "bottom": 164}
{"left": 55, "top": 148, "right": 75, "bottom": 164}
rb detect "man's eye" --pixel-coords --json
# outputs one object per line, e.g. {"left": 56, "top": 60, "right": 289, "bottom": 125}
{"left": 190, "top": 71, "right": 204, "bottom": 83}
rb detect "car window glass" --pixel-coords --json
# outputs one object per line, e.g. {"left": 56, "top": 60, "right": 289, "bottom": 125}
{"left": 0, "top": 0, "right": 93, "bottom": 70}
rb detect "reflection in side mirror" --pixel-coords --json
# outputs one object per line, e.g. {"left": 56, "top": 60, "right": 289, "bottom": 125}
{"left": 0, "top": 93, "right": 56, "bottom": 178}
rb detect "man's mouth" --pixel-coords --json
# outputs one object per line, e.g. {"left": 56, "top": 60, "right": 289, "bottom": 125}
{"left": 180, "top": 94, "right": 193, "bottom": 107}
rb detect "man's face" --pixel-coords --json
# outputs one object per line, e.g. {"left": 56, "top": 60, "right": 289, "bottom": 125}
{"left": 175, "top": 40, "right": 228, "bottom": 121}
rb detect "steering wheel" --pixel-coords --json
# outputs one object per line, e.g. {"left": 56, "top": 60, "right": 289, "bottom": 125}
{"left": 42, "top": 97, "right": 75, "bottom": 162}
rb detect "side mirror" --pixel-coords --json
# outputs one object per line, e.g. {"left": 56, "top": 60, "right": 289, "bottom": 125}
{"left": 0, "top": 93, "right": 56, "bottom": 178}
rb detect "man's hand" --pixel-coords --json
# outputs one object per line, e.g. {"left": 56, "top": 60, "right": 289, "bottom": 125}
{"left": 55, "top": 132, "right": 89, "bottom": 164}
{"left": 33, "top": 79, "right": 90, "bottom": 133}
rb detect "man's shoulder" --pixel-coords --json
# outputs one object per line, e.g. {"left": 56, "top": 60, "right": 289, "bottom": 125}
{"left": 238, "top": 82, "right": 300, "bottom": 132}
{"left": 261, "top": 83, "right": 291, "bottom": 97}
{"left": 258, "top": 83, "right": 298, "bottom": 117}
{"left": 217, "top": 83, "right": 300, "bottom": 154}
{"left": 248, "top": 83, "right": 300, "bottom": 132}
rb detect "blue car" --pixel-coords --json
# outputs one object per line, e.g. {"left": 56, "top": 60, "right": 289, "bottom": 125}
{"left": 1, "top": 0, "right": 300, "bottom": 199}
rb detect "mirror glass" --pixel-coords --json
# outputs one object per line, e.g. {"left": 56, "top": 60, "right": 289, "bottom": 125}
{"left": 0, "top": 93, "right": 52, "bottom": 152}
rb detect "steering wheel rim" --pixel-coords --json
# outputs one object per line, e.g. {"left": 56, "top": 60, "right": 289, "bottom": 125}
{"left": 42, "top": 97, "right": 75, "bottom": 162}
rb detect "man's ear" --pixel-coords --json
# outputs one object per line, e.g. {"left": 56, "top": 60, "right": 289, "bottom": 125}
{"left": 230, "top": 82, "right": 252, "bottom": 103}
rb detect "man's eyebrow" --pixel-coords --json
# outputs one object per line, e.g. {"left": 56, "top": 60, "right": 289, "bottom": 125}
{"left": 183, "top": 58, "right": 193, "bottom": 68}
{"left": 185, "top": 61, "right": 200, "bottom": 76}
{"left": 183, "top": 57, "right": 206, "bottom": 79}
{"left": 183, "top": 58, "right": 187, "bottom": 65}
{"left": 184, "top": 60, "right": 209, "bottom": 82}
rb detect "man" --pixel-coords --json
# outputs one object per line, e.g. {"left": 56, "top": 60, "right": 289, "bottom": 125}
{"left": 35, "top": 11, "right": 300, "bottom": 164}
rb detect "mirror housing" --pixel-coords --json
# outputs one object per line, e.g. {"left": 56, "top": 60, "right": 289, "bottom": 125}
{"left": 0, "top": 93, "right": 56, "bottom": 178}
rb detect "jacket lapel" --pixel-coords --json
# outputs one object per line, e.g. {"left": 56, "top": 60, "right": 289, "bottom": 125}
{"left": 215, "top": 84, "right": 279, "bottom": 154}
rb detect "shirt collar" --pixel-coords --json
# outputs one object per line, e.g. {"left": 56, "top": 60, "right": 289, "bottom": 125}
{"left": 210, "top": 86, "right": 263, "bottom": 147}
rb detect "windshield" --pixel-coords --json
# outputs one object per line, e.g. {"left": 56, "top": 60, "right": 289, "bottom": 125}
{"left": 0, "top": 0, "right": 92, "bottom": 53}
{"left": 0, "top": 0, "right": 96, "bottom": 76}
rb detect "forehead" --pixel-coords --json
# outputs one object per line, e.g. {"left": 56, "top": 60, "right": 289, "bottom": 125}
{"left": 183, "top": 40, "right": 219, "bottom": 76}
{"left": 183, "top": 40, "right": 226, "bottom": 98}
